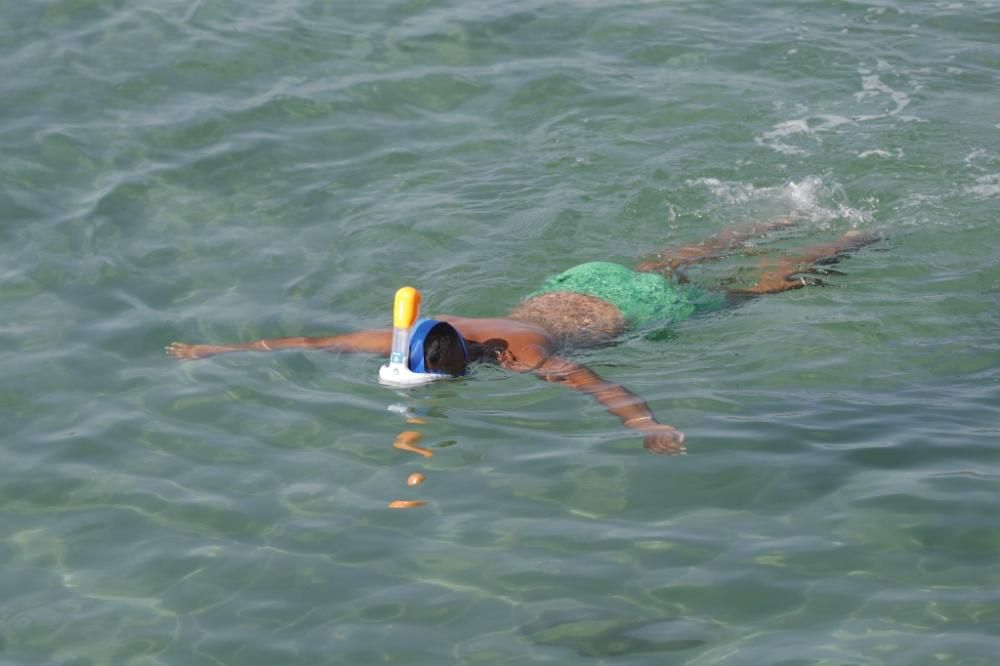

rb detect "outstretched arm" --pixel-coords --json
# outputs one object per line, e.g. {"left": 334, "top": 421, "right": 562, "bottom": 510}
{"left": 532, "top": 356, "right": 686, "bottom": 454}
{"left": 166, "top": 329, "right": 392, "bottom": 360}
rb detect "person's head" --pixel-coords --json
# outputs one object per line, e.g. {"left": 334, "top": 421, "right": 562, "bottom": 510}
{"left": 408, "top": 320, "right": 470, "bottom": 377}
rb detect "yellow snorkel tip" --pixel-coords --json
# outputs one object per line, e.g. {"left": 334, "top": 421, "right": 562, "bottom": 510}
{"left": 393, "top": 286, "right": 421, "bottom": 329}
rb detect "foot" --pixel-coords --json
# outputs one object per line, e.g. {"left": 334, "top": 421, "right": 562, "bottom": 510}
{"left": 739, "top": 228, "right": 883, "bottom": 295}
{"left": 838, "top": 229, "right": 883, "bottom": 252}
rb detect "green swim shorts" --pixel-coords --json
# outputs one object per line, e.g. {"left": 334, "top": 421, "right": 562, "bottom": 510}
{"left": 528, "top": 261, "right": 724, "bottom": 326}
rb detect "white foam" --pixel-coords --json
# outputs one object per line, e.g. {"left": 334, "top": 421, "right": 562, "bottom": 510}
{"left": 858, "top": 149, "right": 892, "bottom": 159}
{"left": 754, "top": 115, "right": 854, "bottom": 155}
{"left": 965, "top": 174, "right": 1000, "bottom": 198}
{"left": 855, "top": 73, "right": 912, "bottom": 116}
{"left": 963, "top": 148, "right": 994, "bottom": 167}
{"left": 756, "top": 64, "right": 921, "bottom": 156}
{"left": 755, "top": 120, "right": 811, "bottom": 155}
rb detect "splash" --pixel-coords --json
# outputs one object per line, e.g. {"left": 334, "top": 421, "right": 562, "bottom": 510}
{"left": 685, "top": 176, "right": 873, "bottom": 228}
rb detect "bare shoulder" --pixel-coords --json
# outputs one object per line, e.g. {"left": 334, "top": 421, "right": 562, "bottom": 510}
{"left": 441, "top": 315, "right": 553, "bottom": 345}
{"left": 439, "top": 315, "right": 557, "bottom": 367}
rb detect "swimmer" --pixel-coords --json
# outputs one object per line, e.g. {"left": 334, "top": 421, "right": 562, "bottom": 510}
{"left": 167, "top": 222, "right": 880, "bottom": 454}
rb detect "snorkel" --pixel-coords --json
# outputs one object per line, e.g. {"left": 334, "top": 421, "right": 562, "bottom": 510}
{"left": 379, "top": 286, "right": 427, "bottom": 386}
{"left": 379, "top": 287, "right": 467, "bottom": 386}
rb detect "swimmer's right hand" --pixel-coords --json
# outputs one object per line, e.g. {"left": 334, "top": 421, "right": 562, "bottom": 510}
{"left": 640, "top": 424, "right": 687, "bottom": 455}
{"left": 166, "top": 342, "right": 220, "bottom": 360}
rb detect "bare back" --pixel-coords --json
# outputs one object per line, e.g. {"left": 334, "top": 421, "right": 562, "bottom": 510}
{"left": 507, "top": 292, "right": 626, "bottom": 348}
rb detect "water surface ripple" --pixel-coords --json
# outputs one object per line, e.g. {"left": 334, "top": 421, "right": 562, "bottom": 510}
{"left": 2, "top": 1, "right": 999, "bottom": 664}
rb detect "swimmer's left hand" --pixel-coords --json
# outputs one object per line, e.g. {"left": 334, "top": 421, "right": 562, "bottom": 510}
{"left": 166, "top": 342, "right": 222, "bottom": 360}
{"left": 640, "top": 424, "right": 687, "bottom": 455}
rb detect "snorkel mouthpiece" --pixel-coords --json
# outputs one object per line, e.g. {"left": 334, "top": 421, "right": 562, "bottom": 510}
{"left": 378, "top": 287, "right": 443, "bottom": 387}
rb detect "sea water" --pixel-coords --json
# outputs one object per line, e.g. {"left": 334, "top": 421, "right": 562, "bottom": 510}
{"left": 2, "top": 1, "right": 999, "bottom": 664}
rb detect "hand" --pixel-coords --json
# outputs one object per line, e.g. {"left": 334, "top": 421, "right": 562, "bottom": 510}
{"left": 166, "top": 342, "right": 219, "bottom": 360}
{"left": 640, "top": 424, "right": 687, "bottom": 455}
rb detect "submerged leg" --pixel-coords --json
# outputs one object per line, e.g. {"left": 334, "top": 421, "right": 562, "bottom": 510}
{"left": 733, "top": 230, "right": 881, "bottom": 295}
{"left": 635, "top": 218, "right": 794, "bottom": 275}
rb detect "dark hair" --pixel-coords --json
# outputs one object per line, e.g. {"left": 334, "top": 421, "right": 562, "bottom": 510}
{"left": 423, "top": 323, "right": 468, "bottom": 376}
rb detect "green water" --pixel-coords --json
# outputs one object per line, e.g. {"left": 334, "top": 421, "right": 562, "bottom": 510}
{"left": 3, "top": 1, "right": 999, "bottom": 664}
